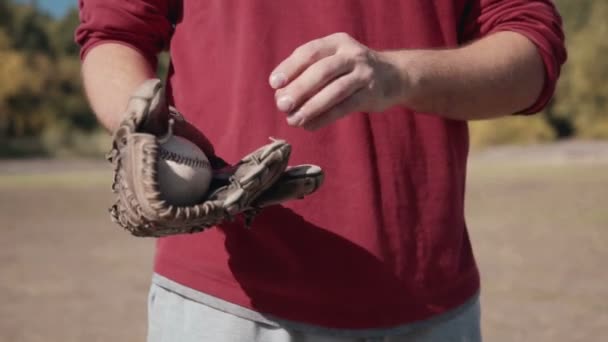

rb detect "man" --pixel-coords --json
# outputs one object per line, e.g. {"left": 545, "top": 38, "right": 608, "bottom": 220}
{"left": 76, "top": 0, "right": 566, "bottom": 341}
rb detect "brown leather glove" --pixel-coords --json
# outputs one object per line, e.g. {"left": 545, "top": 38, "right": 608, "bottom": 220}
{"left": 107, "top": 79, "right": 324, "bottom": 237}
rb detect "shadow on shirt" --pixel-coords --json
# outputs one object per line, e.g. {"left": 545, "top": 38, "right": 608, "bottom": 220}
{"left": 220, "top": 204, "right": 426, "bottom": 327}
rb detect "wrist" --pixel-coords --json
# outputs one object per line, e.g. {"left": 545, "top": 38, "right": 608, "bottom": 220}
{"left": 373, "top": 50, "right": 411, "bottom": 110}
{"left": 378, "top": 49, "right": 428, "bottom": 110}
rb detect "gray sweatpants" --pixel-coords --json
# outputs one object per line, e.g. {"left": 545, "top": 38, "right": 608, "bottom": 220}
{"left": 147, "top": 283, "right": 482, "bottom": 342}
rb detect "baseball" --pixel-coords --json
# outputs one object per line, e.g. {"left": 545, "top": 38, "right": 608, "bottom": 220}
{"left": 157, "top": 135, "right": 213, "bottom": 206}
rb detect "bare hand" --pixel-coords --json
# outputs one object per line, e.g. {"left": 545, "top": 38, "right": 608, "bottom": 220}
{"left": 269, "top": 33, "right": 406, "bottom": 131}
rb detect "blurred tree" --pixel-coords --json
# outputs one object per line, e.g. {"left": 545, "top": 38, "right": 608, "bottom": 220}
{"left": 0, "top": 51, "right": 52, "bottom": 138}
{"left": 554, "top": 0, "right": 594, "bottom": 34}
{"left": 8, "top": 3, "right": 53, "bottom": 54}
{"left": 552, "top": 0, "right": 608, "bottom": 139}
{"left": 470, "top": 0, "right": 608, "bottom": 145}
{"left": 49, "top": 7, "right": 80, "bottom": 57}
{"left": 49, "top": 57, "right": 97, "bottom": 132}
{"left": 0, "top": 1, "right": 62, "bottom": 151}
{"left": 0, "top": 0, "right": 13, "bottom": 30}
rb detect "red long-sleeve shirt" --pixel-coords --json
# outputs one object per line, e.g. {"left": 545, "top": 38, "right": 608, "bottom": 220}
{"left": 77, "top": 0, "right": 566, "bottom": 329}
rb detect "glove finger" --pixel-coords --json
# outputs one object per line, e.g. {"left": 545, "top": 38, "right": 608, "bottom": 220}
{"left": 208, "top": 138, "right": 291, "bottom": 214}
{"left": 108, "top": 79, "right": 228, "bottom": 237}
{"left": 124, "top": 79, "right": 166, "bottom": 133}
{"left": 252, "top": 164, "right": 324, "bottom": 208}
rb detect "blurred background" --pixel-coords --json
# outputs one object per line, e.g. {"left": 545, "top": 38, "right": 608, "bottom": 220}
{"left": 0, "top": 0, "right": 606, "bottom": 341}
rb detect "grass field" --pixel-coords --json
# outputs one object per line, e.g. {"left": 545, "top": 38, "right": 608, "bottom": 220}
{"left": 1, "top": 143, "right": 607, "bottom": 341}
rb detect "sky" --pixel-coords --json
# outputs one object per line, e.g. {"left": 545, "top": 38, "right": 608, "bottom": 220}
{"left": 16, "top": 0, "right": 76, "bottom": 18}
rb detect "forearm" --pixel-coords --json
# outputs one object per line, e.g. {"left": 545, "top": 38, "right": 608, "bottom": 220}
{"left": 385, "top": 31, "right": 545, "bottom": 120}
{"left": 81, "top": 43, "right": 157, "bottom": 132}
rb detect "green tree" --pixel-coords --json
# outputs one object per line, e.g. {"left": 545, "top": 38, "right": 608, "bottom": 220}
{"left": 49, "top": 7, "right": 80, "bottom": 57}
{"left": 0, "top": 0, "right": 13, "bottom": 30}
{"left": 470, "top": 0, "right": 608, "bottom": 146}
{"left": 7, "top": 2, "right": 53, "bottom": 54}
{"left": 552, "top": 0, "right": 608, "bottom": 138}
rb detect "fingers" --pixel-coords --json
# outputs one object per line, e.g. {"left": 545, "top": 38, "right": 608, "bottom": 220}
{"left": 269, "top": 33, "right": 378, "bottom": 130}
{"left": 269, "top": 33, "right": 356, "bottom": 89}
{"left": 274, "top": 54, "right": 354, "bottom": 113}
{"left": 303, "top": 89, "right": 365, "bottom": 131}
{"left": 269, "top": 38, "right": 338, "bottom": 89}
{"left": 286, "top": 72, "right": 365, "bottom": 126}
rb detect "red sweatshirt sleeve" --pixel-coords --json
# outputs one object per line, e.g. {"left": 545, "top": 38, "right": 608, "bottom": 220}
{"left": 75, "top": 0, "right": 174, "bottom": 68}
{"left": 461, "top": 0, "right": 567, "bottom": 114}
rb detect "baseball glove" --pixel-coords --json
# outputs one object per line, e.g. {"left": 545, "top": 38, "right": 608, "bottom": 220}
{"left": 107, "top": 79, "right": 324, "bottom": 237}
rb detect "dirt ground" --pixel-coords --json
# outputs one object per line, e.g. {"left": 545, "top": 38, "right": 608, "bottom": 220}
{"left": 1, "top": 141, "right": 607, "bottom": 342}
